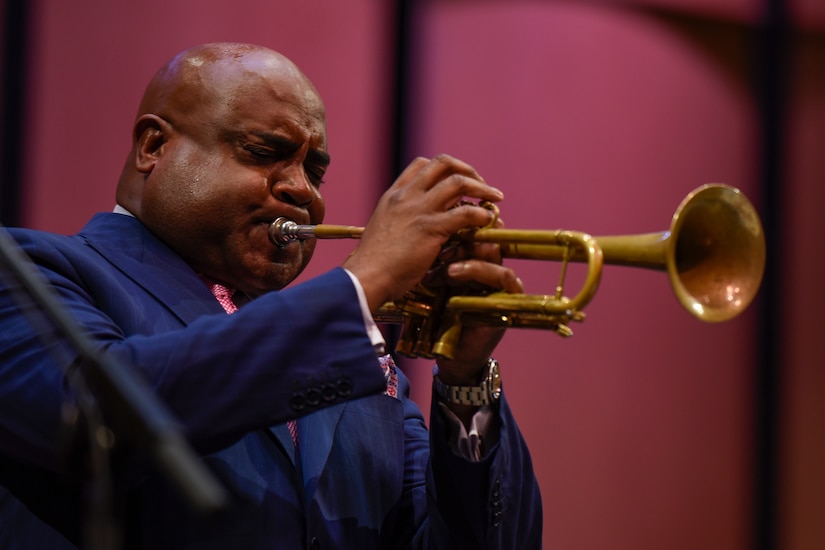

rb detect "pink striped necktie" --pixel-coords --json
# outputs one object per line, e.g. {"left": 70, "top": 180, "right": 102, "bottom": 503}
{"left": 204, "top": 279, "right": 299, "bottom": 447}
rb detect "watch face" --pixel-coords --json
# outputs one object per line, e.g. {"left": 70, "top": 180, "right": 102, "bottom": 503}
{"left": 489, "top": 360, "right": 502, "bottom": 401}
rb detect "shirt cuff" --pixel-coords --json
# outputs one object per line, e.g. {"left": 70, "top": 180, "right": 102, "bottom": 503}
{"left": 437, "top": 402, "right": 496, "bottom": 462}
{"left": 343, "top": 268, "right": 386, "bottom": 355}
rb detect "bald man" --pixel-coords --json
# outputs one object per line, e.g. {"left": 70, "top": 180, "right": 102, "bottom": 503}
{"left": 0, "top": 43, "right": 541, "bottom": 548}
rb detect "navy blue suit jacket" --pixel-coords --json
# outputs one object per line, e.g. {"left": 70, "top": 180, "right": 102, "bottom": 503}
{"left": 0, "top": 213, "right": 541, "bottom": 549}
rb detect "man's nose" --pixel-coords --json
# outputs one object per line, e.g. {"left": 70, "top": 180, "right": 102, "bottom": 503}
{"left": 271, "top": 174, "right": 315, "bottom": 207}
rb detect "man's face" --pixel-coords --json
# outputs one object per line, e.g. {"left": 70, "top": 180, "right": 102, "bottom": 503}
{"left": 139, "top": 62, "right": 329, "bottom": 297}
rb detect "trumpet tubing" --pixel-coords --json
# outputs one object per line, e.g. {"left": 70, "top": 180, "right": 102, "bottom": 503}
{"left": 269, "top": 184, "right": 766, "bottom": 359}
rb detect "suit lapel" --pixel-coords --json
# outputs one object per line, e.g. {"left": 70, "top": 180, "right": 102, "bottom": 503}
{"left": 267, "top": 425, "right": 300, "bottom": 467}
{"left": 264, "top": 404, "right": 345, "bottom": 483}
{"left": 299, "top": 404, "right": 345, "bottom": 501}
{"left": 80, "top": 214, "right": 223, "bottom": 323}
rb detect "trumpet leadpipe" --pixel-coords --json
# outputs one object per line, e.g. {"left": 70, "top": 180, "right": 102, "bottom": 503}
{"left": 269, "top": 217, "right": 364, "bottom": 246}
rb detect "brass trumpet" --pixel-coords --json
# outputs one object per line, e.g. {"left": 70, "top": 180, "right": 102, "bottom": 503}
{"left": 270, "top": 184, "right": 766, "bottom": 359}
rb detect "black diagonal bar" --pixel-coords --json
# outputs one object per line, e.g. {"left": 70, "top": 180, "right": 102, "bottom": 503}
{"left": 0, "top": 227, "right": 230, "bottom": 524}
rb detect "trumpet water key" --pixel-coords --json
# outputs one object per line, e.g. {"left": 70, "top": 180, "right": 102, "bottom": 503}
{"left": 269, "top": 184, "right": 766, "bottom": 359}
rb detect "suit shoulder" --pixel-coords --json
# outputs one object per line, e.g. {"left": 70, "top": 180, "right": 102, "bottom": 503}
{"left": 3, "top": 216, "right": 119, "bottom": 279}
{"left": 5, "top": 226, "right": 86, "bottom": 261}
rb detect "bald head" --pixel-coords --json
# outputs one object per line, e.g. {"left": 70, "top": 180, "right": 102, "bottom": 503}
{"left": 137, "top": 43, "right": 318, "bottom": 130}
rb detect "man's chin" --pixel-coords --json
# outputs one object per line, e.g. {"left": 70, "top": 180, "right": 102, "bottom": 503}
{"left": 243, "top": 261, "right": 308, "bottom": 297}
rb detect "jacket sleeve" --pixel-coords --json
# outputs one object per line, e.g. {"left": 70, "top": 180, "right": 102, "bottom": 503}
{"left": 379, "top": 363, "right": 542, "bottom": 550}
{"left": 424, "top": 389, "right": 543, "bottom": 549}
{"left": 102, "top": 269, "right": 388, "bottom": 453}
{"left": 0, "top": 230, "right": 386, "bottom": 470}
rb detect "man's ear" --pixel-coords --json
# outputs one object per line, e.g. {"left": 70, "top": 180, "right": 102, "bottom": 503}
{"left": 134, "top": 114, "right": 173, "bottom": 174}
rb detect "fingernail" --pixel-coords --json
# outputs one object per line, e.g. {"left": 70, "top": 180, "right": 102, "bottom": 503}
{"left": 448, "top": 262, "right": 468, "bottom": 276}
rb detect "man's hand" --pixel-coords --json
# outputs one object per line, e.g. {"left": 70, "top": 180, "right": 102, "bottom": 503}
{"left": 430, "top": 229, "right": 523, "bottom": 426}
{"left": 427, "top": 233, "right": 523, "bottom": 385}
{"left": 342, "top": 155, "right": 507, "bottom": 312}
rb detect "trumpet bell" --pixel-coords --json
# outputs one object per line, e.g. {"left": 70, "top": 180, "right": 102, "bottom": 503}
{"left": 667, "top": 184, "right": 766, "bottom": 322}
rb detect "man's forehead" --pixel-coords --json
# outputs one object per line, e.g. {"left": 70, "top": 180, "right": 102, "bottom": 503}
{"left": 227, "top": 90, "right": 326, "bottom": 134}
{"left": 223, "top": 97, "right": 328, "bottom": 157}
{"left": 201, "top": 56, "right": 324, "bottom": 115}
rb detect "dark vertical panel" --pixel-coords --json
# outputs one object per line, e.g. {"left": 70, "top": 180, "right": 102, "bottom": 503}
{"left": 389, "top": 0, "right": 414, "bottom": 179}
{"left": 754, "top": 0, "right": 788, "bottom": 549}
{"left": 0, "top": 0, "right": 29, "bottom": 226}
{"left": 384, "top": 0, "right": 415, "bottom": 353}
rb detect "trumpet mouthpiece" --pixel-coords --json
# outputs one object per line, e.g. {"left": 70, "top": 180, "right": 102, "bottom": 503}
{"left": 268, "top": 217, "right": 300, "bottom": 246}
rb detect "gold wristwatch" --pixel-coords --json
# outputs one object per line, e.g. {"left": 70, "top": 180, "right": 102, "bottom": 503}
{"left": 433, "top": 358, "right": 502, "bottom": 406}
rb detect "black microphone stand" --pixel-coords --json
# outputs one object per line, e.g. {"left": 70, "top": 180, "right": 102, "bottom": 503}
{"left": 0, "top": 226, "right": 229, "bottom": 549}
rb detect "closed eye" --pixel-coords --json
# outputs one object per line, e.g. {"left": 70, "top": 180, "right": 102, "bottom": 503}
{"left": 305, "top": 149, "right": 330, "bottom": 187}
{"left": 243, "top": 144, "right": 287, "bottom": 162}
{"left": 305, "top": 165, "right": 326, "bottom": 187}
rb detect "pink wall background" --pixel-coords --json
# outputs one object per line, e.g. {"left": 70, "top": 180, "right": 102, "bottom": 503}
{"left": 10, "top": 0, "right": 825, "bottom": 548}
